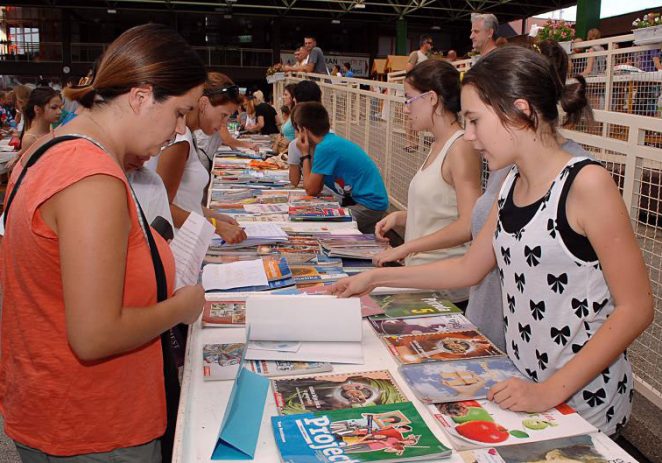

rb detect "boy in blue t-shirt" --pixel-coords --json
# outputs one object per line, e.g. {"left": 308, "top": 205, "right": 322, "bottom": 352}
{"left": 292, "top": 101, "right": 388, "bottom": 234}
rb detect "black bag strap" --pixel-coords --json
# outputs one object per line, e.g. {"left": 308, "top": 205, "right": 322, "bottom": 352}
{"left": 3, "top": 135, "right": 81, "bottom": 227}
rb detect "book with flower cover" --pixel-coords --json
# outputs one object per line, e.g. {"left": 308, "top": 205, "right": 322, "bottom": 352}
{"left": 202, "top": 343, "right": 244, "bottom": 381}
{"left": 271, "top": 402, "right": 452, "bottom": 463}
{"left": 272, "top": 370, "right": 408, "bottom": 415}
{"left": 288, "top": 205, "right": 353, "bottom": 222}
{"left": 427, "top": 400, "right": 595, "bottom": 450}
{"left": 383, "top": 330, "right": 502, "bottom": 364}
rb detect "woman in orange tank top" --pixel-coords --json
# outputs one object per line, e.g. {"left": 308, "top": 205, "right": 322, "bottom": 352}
{"left": 0, "top": 24, "right": 206, "bottom": 462}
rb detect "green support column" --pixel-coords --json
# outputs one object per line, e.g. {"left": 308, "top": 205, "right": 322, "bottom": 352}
{"left": 396, "top": 18, "right": 407, "bottom": 55}
{"left": 575, "top": 0, "right": 601, "bottom": 40}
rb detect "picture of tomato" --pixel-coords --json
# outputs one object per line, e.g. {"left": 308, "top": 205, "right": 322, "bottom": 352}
{"left": 456, "top": 420, "right": 509, "bottom": 443}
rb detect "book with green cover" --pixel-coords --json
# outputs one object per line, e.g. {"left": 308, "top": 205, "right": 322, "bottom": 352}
{"left": 370, "top": 292, "right": 462, "bottom": 319}
{"left": 272, "top": 370, "right": 408, "bottom": 415}
{"left": 271, "top": 402, "right": 452, "bottom": 463}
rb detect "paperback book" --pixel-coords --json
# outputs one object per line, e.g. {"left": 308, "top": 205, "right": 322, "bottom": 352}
{"left": 202, "top": 343, "right": 245, "bottom": 381}
{"left": 202, "top": 300, "right": 246, "bottom": 327}
{"left": 428, "top": 400, "right": 595, "bottom": 450}
{"left": 370, "top": 292, "right": 463, "bottom": 319}
{"left": 272, "top": 370, "right": 408, "bottom": 415}
{"left": 247, "top": 360, "right": 332, "bottom": 377}
{"left": 289, "top": 205, "right": 353, "bottom": 222}
{"left": 383, "top": 330, "right": 503, "bottom": 364}
{"left": 399, "top": 357, "right": 524, "bottom": 404}
{"left": 369, "top": 314, "right": 475, "bottom": 336}
{"left": 271, "top": 402, "right": 452, "bottom": 463}
{"left": 457, "top": 432, "right": 637, "bottom": 463}
{"left": 290, "top": 264, "right": 348, "bottom": 284}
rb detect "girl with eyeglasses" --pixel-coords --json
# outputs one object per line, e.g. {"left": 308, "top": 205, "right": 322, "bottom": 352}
{"left": 373, "top": 59, "right": 482, "bottom": 306}
{"left": 331, "top": 46, "right": 652, "bottom": 436}
{"left": 149, "top": 72, "right": 247, "bottom": 244}
{"left": 18, "top": 86, "right": 62, "bottom": 153}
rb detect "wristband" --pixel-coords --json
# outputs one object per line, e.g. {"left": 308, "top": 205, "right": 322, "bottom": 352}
{"left": 210, "top": 217, "right": 217, "bottom": 228}
{"left": 301, "top": 155, "right": 311, "bottom": 162}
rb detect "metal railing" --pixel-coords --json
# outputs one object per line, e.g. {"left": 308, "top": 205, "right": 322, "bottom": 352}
{"left": 192, "top": 46, "right": 272, "bottom": 68}
{"left": 274, "top": 65, "right": 662, "bottom": 409}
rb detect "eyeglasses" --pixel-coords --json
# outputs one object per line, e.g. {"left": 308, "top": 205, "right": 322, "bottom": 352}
{"left": 204, "top": 85, "right": 240, "bottom": 99}
{"left": 404, "top": 91, "right": 432, "bottom": 106}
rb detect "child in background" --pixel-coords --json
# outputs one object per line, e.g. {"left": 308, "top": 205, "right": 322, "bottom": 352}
{"left": 331, "top": 46, "right": 653, "bottom": 436}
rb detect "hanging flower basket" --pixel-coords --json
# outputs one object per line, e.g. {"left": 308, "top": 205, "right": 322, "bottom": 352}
{"left": 632, "top": 13, "right": 662, "bottom": 45}
{"left": 266, "top": 72, "right": 285, "bottom": 84}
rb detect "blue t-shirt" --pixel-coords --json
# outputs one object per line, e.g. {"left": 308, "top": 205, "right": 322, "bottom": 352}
{"left": 281, "top": 118, "right": 295, "bottom": 141}
{"left": 311, "top": 133, "right": 388, "bottom": 211}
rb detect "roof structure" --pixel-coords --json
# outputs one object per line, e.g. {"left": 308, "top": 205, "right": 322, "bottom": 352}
{"left": 6, "top": 1, "right": 578, "bottom": 24}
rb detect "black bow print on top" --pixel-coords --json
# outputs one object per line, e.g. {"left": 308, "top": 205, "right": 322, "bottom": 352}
{"left": 536, "top": 349, "right": 548, "bottom": 370}
{"left": 547, "top": 273, "right": 568, "bottom": 294}
{"left": 507, "top": 294, "right": 516, "bottom": 313}
{"left": 524, "top": 245, "right": 541, "bottom": 267}
{"left": 530, "top": 300, "right": 546, "bottom": 321}
{"left": 515, "top": 273, "right": 526, "bottom": 293}
{"left": 498, "top": 268, "right": 504, "bottom": 284}
{"left": 518, "top": 323, "right": 531, "bottom": 342}
{"left": 606, "top": 406, "right": 614, "bottom": 422}
{"left": 572, "top": 298, "right": 589, "bottom": 318}
{"left": 593, "top": 298, "right": 608, "bottom": 314}
{"left": 601, "top": 367, "right": 610, "bottom": 384}
{"left": 501, "top": 247, "right": 511, "bottom": 265}
{"left": 514, "top": 228, "right": 525, "bottom": 241}
{"left": 525, "top": 368, "right": 538, "bottom": 382}
{"left": 617, "top": 374, "right": 628, "bottom": 394}
{"left": 511, "top": 340, "right": 520, "bottom": 360}
{"left": 551, "top": 325, "right": 570, "bottom": 345}
{"left": 583, "top": 388, "right": 606, "bottom": 407}
{"left": 547, "top": 218, "right": 557, "bottom": 238}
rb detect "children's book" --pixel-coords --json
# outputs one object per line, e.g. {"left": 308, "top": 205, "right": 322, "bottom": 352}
{"left": 202, "top": 343, "right": 245, "bottom": 381}
{"left": 271, "top": 402, "right": 452, "bottom": 463}
{"left": 289, "top": 205, "right": 353, "bottom": 222}
{"left": 370, "top": 292, "right": 463, "bottom": 319}
{"left": 272, "top": 370, "right": 408, "bottom": 415}
{"left": 428, "top": 400, "right": 596, "bottom": 450}
{"left": 399, "top": 357, "right": 524, "bottom": 404}
{"left": 383, "top": 330, "right": 503, "bottom": 364}
{"left": 202, "top": 256, "right": 295, "bottom": 292}
{"left": 457, "top": 432, "right": 637, "bottom": 463}
{"left": 247, "top": 360, "right": 332, "bottom": 377}
{"left": 202, "top": 300, "right": 246, "bottom": 327}
{"left": 369, "top": 314, "right": 475, "bottom": 336}
{"left": 290, "top": 264, "right": 348, "bottom": 283}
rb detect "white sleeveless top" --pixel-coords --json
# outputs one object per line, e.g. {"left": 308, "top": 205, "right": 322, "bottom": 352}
{"left": 146, "top": 127, "right": 209, "bottom": 218}
{"left": 495, "top": 157, "right": 632, "bottom": 435}
{"left": 405, "top": 130, "right": 469, "bottom": 263}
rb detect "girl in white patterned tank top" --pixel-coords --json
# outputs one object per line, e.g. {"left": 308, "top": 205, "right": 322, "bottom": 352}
{"left": 331, "top": 46, "right": 653, "bottom": 435}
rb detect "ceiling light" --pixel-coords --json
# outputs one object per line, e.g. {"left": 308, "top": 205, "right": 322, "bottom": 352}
{"left": 224, "top": 14, "right": 232, "bottom": 19}
{"left": 431, "top": 25, "right": 440, "bottom": 31}
{"left": 107, "top": 8, "right": 117, "bottom": 14}
{"left": 354, "top": 1, "right": 366, "bottom": 9}
{"left": 331, "top": 19, "right": 341, "bottom": 24}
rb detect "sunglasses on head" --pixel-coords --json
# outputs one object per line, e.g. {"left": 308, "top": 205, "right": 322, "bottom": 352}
{"left": 204, "top": 84, "right": 240, "bottom": 99}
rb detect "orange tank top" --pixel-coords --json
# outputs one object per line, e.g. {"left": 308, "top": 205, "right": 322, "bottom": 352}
{"left": 0, "top": 138, "right": 175, "bottom": 455}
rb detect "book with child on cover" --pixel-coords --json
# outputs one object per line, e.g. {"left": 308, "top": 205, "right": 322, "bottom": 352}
{"left": 272, "top": 370, "right": 408, "bottom": 415}
{"left": 382, "top": 330, "right": 502, "bottom": 364}
{"left": 271, "top": 402, "right": 452, "bottom": 463}
{"left": 369, "top": 313, "right": 475, "bottom": 336}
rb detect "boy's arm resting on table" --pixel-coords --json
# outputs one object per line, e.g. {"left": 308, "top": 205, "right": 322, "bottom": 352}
{"left": 302, "top": 157, "right": 324, "bottom": 196}
{"left": 489, "top": 165, "right": 654, "bottom": 413}
{"left": 54, "top": 175, "right": 204, "bottom": 361}
{"left": 330, "top": 202, "right": 499, "bottom": 297}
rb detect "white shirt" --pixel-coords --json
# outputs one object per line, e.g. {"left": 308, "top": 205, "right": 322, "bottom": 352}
{"left": 127, "top": 167, "right": 174, "bottom": 229}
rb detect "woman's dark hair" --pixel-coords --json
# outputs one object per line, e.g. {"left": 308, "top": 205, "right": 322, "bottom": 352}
{"left": 283, "top": 83, "right": 297, "bottom": 108}
{"left": 462, "top": 45, "right": 590, "bottom": 132}
{"left": 405, "top": 59, "right": 461, "bottom": 118}
{"left": 293, "top": 80, "right": 322, "bottom": 103}
{"left": 64, "top": 23, "right": 206, "bottom": 109}
{"left": 203, "top": 72, "right": 242, "bottom": 106}
{"left": 280, "top": 105, "right": 291, "bottom": 115}
{"left": 537, "top": 40, "right": 592, "bottom": 128}
{"left": 23, "top": 86, "right": 59, "bottom": 131}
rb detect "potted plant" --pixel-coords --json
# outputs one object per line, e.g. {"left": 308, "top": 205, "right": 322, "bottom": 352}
{"left": 266, "top": 64, "right": 285, "bottom": 84}
{"left": 632, "top": 12, "right": 662, "bottom": 45}
{"left": 537, "top": 19, "right": 576, "bottom": 53}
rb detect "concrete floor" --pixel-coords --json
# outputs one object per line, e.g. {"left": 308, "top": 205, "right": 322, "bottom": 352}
{"left": 0, "top": 416, "right": 19, "bottom": 463}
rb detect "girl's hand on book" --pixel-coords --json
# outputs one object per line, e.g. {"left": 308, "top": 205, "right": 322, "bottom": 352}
{"left": 216, "top": 222, "right": 247, "bottom": 244}
{"left": 173, "top": 284, "right": 206, "bottom": 324}
{"left": 373, "top": 245, "right": 408, "bottom": 267}
{"left": 328, "top": 273, "right": 376, "bottom": 298}
{"left": 487, "top": 377, "right": 558, "bottom": 413}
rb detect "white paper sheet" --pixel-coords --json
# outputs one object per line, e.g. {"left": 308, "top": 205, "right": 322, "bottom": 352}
{"left": 201, "top": 259, "right": 268, "bottom": 291}
{"left": 246, "top": 295, "right": 362, "bottom": 342}
{"left": 245, "top": 341, "right": 364, "bottom": 364}
{"left": 241, "top": 222, "right": 288, "bottom": 239}
{"left": 170, "top": 212, "right": 216, "bottom": 289}
{"left": 249, "top": 341, "right": 301, "bottom": 353}
{"left": 243, "top": 203, "right": 290, "bottom": 215}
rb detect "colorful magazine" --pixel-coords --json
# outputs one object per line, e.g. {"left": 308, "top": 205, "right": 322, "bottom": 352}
{"left": 289, "top": 205, "right": 353, "bottom": 222}
{"left": 247, "top": 360, "right": 332, "bottom": 377}
{"left": 457, "top": 432, "right": 637, "bottom": 463}
{"left": 290, "top": 264, "right": 348, "bottom": 283}
{"left": 369, "top": 314, "right": 475, "bottom": 336}
{"left": 428, "top": 400, "right": 595, "bottom": 450}
{"left": 399, "top": 357, "right": 524, "bottom": 404}
{"left": 271, "top": 402, "right": 452, "bottom": 463}
{"left": 202, "top": 343, "right": 244, "bottom": 381}
{"left": 272, "top": 370, "right": 408, "bottom": 415}
{"left": 369, "top": 292, "right": 462, "bottom": 319}
{"left": 202, "top": 300, "right": 246, "bottom": 327}
{"left": 383, "top": 330, "right": 502, "bottom": 364}
{"left": 219, "top": 255, "right": 295, "bottom": 292}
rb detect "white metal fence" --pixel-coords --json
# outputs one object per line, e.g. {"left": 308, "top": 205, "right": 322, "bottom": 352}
{"left": 274, "top": 37, "right": 662, "bottom": 406}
